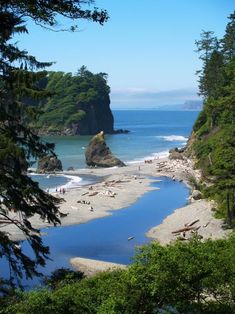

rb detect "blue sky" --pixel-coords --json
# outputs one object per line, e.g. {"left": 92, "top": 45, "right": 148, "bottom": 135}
{"left": 18, "top": 0, "right": 235, "bottom": 108}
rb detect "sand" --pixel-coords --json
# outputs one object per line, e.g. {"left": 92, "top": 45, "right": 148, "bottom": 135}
{"left": 70, "top": 258, "right": 127, "bottom": 277}
{"left": 2, "top": 156, "right": 230, "bottom": 247}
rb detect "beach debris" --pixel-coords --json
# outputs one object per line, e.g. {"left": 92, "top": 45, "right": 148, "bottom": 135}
{"left": 81, "top": 191, "right": 89, "bottom": 196}
{"left": 128, "top": 236, "right": 135, "bottom": 241}
{"left": 102, "top": 190, "right": 116, "bottom": 197}
{"left": 104, "top": 179, "right": 129, "bottom": 186}
{"left": 77, "top": 200, "right": 90, "bottom": 205}
{"left": 185, "top": 219, "right": 200, "bottom": 227}
{"left": 90, "top": 206, "right": 94, "bottom": 212}
{"left": 172, "top": 226, "right": 198, "bottom": 234}
{"left": 203, "top": 222, "right": 210, "bottom": 228}
{"left": 177, "top": 236, "right": 188, "bottom": 241}
{"left": 173, "top": 232, "right": 181, "bottom": 236}
{"left": 59, "top": 212, "right": 69, "bottom": 218}
{"left": 88, "top": 191, "right": 99, "bottom": 197}
{"left": 14, "top": 242, "right": 21, "bottom": 251}
{"left": 71, "top": 206, "right": 78, "bottom": 210}
{"left": 172, "top": 217, "right": 202, "bottom": 240}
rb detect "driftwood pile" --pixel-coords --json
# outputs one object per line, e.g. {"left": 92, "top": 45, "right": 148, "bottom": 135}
{"left": 172, "top": 219, "right": 205, "bottom": 240}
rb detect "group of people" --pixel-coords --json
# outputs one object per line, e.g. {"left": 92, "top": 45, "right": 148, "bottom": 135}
{"left": 47, "top": 187, "right": 66, "bottom": 194}
{"left": 144, "top": 159, "right": 153, "bottom": 164}
{"left": 57, "top": 187, "right": 66, "bottom": 194}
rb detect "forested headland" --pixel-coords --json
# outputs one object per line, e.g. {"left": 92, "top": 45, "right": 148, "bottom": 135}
{"left": 30, "top": 66, "right": 115, "bottom": 135}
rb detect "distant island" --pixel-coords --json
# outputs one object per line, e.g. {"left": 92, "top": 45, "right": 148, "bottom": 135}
{"left": 32, "top": 66, "right": 124, "bottom": 136}
{"left": 156, "top": 100, "right": 203, "bottom": 111}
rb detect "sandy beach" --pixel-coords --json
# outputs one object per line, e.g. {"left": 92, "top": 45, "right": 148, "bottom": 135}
{"left": 3, "top": 156, "right": 230, "bottom": 246}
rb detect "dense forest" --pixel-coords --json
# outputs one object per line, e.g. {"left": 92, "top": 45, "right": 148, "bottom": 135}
{"left": 189, "top": 12, "right": 235, "bottom": 224}
{"left": 33, "top": 66, "right": 114, "bottom": 135}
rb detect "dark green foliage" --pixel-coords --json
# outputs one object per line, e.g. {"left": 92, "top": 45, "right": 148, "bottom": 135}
{"left": 193, "top": 11, "right": 235, "bottom": 222}
{"left": 0, "top": 0, "right": 108, "bottom": 287}
{"left": 2, "top": 237, "right": 235, "bottom": 313}
{"left": 34, "top": 68, "right": 112, "bottom": 134}
{"left": 222, "top": 12, "right": 235, "bottom": 61}
{"left": 43, "top": 268, "right": 85, "bottom": 290}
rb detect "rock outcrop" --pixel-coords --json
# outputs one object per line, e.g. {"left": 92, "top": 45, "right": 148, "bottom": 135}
{"left": 191, "top": 190, "right": 202, "bottom": 200}
{"left": 37, "top": 155, "right": 63, "bottom": 173}
{"left": 85, "top": 131, "right": 125, "bottom": 168}
{"left": 72, "top": 100, "right": 114, "bottom": 135}
{"left": 169, "top": 147, "right": 185, "bottom": 160}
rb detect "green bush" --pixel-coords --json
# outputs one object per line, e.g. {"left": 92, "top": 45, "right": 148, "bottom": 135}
{"left": 3, "top": 237, "right": 235, "bottom": 314}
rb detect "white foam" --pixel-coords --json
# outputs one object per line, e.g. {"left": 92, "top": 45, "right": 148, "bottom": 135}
{"left": 60, "top": 175, "right": 82, "bottom": 190}
{"left": 30, "top": 173, "right": 83, "bottom": 192}
{"left": 126, "top": 150, "right": 169, "bottom": 165}
{"left": 157, "top": 135, "right": 188, "bottom": 142}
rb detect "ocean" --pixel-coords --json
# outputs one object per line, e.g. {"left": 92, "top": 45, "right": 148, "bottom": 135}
{"left": 35, "top": 110, "right": 199, "bottom": 189}
{"left": 45, "top": 110, "right": 199, "bottom": 169}
{"left": 33, "top": 110, "right": 199, "bottom": 189}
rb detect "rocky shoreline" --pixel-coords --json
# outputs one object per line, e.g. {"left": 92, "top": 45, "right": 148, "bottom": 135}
{"left": 36, "top": 128, "right": 129, "bottom": 137}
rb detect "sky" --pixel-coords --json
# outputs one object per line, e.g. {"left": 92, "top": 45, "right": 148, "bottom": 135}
{"left": 17, "top": 0, "right": 235, "bottom": 109}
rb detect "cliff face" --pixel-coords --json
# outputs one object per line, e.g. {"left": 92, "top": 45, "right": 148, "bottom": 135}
{"left": 72, "top": 96, "right": 114, "bottom": 135}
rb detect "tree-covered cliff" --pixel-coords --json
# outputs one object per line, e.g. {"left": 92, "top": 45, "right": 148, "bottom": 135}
{"left": 33, "top": 66, "right": 114, "bottom": 135}
{"left": 190, "top": 12, "right": 235, "bottom": 223}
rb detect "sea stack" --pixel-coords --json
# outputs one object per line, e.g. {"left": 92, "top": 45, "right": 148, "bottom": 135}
{"left": 37, "top": 155, "right": 63, "bottom": 173}
{"left": 85, "top": 131, "right": 125, "bottom": 168}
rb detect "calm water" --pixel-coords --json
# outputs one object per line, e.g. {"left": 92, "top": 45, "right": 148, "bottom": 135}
{"left": 30, "top": 174, "right": 100, "bottom": 190}
{"left": 42, "top": 110, "right": 199, "bottom": 170}
{"left": 1, "top": 177, "right": 189, "bottom": 287}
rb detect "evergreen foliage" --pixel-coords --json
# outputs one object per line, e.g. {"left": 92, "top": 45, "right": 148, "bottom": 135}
{"left": 193, "top": 11, "right": 235, "bottom": 222}
{"left": 0, "top": 0, "right": 108, "bottom": 286}
{"left": 34, "top": 68, "right": 111, "bottom": 134}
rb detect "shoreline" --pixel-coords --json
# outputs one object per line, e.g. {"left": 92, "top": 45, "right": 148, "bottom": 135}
{"left": 3, "top": 156, "right": 230, "bottom": 246}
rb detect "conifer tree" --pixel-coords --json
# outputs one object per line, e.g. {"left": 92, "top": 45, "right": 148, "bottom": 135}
{"left": 195, "top": 31, "right": 220, "bottom": 98}
{"left": 222, "top": 11, "right": 235, "bottom": 61}
{"left": 0, "top": 1, "right": 108, "bottom": 287}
